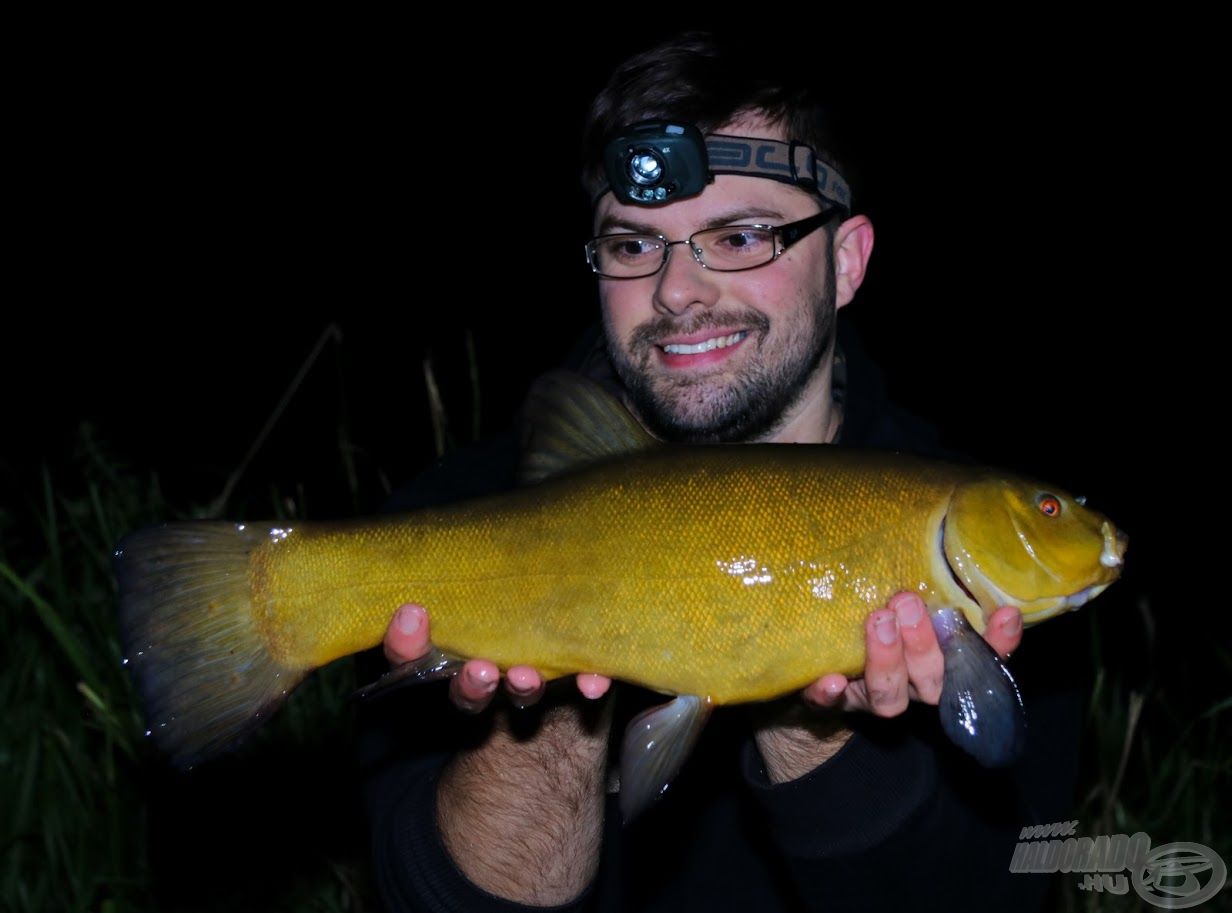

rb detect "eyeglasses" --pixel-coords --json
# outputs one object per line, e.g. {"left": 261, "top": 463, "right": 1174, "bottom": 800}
{"left": 584, "top": 208, "right": 838, "bottom": 280}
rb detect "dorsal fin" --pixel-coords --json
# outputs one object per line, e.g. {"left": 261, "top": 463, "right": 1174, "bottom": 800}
{"left": 518, "top": 370, "right": 657, "bottom": 484}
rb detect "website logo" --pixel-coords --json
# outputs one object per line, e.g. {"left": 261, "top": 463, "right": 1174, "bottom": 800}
{"left": 1010, "top": 822, "right": 1226, "bottom": 908}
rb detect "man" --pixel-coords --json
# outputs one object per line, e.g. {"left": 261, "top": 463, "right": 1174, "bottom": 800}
{"left": 363, "top": 32, "right": 1078, "bottom": 912}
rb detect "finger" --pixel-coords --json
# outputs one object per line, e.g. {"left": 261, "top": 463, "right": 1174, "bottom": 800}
{"left": 802, "top": 673, "right": 848, "bottom": 709}
{"left": 891, "top": 592, "right": 943, "bottom": 705}
{"left": 983, "top": 606, "right": 1023, "bottom": 659}
{"left": 450, "top": 659, "right": 500, "bottom": 713}
{"left": 505, "top": 665, "right": 546, "bottom": 708}
{"left": 384, "top": 603, "right": 430, "bottom": 665}
{"left": 576, "top": 673, "right": 612, "bottom": 700}
{"left": 859, "top": 609, "right": 909, "bottom": 717}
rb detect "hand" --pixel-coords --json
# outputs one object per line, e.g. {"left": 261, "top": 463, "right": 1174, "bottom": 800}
{"left": 383, "top": 603, "right": 613, "bottom": 712}
{"left": 754, "top": 593, "right": 1023, "bottom": 783}
{"left": 799, "top": 592, "right": 1023, "bottom": 716}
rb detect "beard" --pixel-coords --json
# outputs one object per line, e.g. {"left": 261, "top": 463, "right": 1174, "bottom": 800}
{"left": 604, "top": 267, "right": 837, "bottom": 444}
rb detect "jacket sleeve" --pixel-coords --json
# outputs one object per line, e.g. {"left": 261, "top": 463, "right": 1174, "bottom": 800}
{"left": 741, "top": 620, "right": 1087, "bottom": 912}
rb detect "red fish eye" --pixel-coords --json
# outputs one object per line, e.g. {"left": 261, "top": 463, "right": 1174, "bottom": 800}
{"left": 1039, "top": 495, "right": 1061, "bottom": 517}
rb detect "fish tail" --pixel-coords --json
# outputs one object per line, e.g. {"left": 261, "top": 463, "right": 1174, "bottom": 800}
{"left": 115, "top": 522, "right": 308, "bottom": 768}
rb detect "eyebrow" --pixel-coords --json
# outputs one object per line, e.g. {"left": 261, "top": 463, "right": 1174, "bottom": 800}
{"left": 596, "top": 206, "right": 789, "bottom": 236}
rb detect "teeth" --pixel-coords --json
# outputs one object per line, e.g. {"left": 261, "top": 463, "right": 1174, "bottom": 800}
{"left": 663, "top": 331, "right": 747, "bottom": 355}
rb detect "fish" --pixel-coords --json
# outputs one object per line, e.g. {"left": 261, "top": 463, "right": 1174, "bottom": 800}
{"left": 115, "top": 371, "right": 1126, "bottom": 819}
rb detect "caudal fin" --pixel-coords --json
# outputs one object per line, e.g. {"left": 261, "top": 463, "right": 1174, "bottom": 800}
{"left": 115, "top": 522, "right": 308, "bottom": 768}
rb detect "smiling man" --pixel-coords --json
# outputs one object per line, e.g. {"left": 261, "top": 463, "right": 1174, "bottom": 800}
{"left": 363, "top": 32, "right": 1081, "bottom": 913}
{"left": 593, "top": 112, "right": 858, "bottom": 447}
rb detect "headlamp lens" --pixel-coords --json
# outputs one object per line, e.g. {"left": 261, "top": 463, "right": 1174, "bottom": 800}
{"left": 628, "top": 150, "right": 664, "bottom": 186}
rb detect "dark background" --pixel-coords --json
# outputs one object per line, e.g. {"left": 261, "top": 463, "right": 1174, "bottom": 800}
{"left": 14, "top": 29, "right": 1181, "bottom": 529}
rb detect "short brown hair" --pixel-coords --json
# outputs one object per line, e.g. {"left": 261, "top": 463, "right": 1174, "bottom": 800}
{"left": 581, "top": 31, "right": 848, "bottom": 202}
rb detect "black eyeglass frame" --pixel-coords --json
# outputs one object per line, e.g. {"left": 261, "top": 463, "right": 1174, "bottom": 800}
{"left": 584, "top": 206, "right": 841, "bottom": 280}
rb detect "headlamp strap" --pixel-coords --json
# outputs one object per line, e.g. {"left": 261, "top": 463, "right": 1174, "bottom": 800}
{"left": 705, "top": 134, "right": 850, "bottom": 213}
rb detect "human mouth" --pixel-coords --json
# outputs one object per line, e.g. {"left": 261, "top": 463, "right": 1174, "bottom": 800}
{"left": 660, "top": 331, "right": 749, "bottom": 356}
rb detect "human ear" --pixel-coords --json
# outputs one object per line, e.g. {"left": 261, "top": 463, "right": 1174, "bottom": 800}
{"left": 832, "top": 215, "right": 875, "bottom": 310}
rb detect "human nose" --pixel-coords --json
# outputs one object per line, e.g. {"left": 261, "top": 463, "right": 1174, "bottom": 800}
{"left": 652, "top": 239, "right": 719, "bottom": 317}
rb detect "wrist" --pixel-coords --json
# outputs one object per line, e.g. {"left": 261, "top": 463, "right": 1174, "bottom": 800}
{"left": 754, "top": 710, "right": 853, "bottom": 784}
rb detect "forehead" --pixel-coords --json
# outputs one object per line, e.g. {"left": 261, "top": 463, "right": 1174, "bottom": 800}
{"left": 593, "top": 174, "right": 818, "bottom": 235}
{"left": 592, "top": 112, "right": 817, "bottom": 235}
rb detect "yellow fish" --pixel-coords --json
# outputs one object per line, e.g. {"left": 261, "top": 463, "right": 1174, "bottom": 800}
{"left": 116, "top": 373, "right": 1125, "bottom": 818}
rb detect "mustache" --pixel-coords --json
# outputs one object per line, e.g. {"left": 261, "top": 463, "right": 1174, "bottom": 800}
{"left": 628, "top": 309, "right": 771, "bottom": 352}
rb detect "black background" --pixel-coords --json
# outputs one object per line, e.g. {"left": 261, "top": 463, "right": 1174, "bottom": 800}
{"left": 13, "top": 28, "right": 1187, "bottom": 511}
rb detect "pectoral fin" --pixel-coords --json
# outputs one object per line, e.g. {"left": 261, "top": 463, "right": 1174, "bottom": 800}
{"left": 619, "top": 694, "right": 712, "bottom": 823}
{"left": 351, "top": 648, "right": 465, "bottom": 701}
{"left": 931, "top": 608, "right": 1026, "bottom": 766}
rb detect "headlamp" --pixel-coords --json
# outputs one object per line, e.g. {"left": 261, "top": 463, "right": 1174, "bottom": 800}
{"left": 599, "top": 120, "right": 851, "bottom": 213}
{"left": 603, "top": 122, "right": 709, "bottom": 205}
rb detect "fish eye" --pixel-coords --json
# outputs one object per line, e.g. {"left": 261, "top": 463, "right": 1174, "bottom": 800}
{"left": 1038, "top": 494, "right": 1062, "bottom": 517}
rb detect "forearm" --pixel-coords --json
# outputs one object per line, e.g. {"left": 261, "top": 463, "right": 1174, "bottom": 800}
{"left": 436, "top": 700, "right": 612, "bottom": 906}
{"left": 753, "top": 712, "right": 853, "bottom": 784}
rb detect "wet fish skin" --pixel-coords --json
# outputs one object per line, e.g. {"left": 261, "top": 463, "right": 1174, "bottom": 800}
{"left": 116, "top": 444, "right": 1123, "bottom": 770}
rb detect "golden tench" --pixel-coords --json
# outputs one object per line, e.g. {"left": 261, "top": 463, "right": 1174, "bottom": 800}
{"left": 116, "top": 372, "right": 1125, "bottom": 816}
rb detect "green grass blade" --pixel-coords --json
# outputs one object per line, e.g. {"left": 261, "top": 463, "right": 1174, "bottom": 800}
{"left": 0, "top": 562, "right": 103, "bottom": 692}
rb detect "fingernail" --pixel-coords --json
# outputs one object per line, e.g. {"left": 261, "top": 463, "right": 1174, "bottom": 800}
{"left": 874, "top": 612, "right": 898, "bottom": 645}
{"left": 896, "top": 596, "right": 923, "bottom": 627}
{"left": 1001, "top": 613, "right": 1022, "bottom": 637}
{"left": 395, "top": 605, "right": 422, "bottom": 636}
{"left": 467, "top": 665, "right": 497, "bottom": 688}
{"left": 506, "top": 666, "right": 538, "bottom": 695}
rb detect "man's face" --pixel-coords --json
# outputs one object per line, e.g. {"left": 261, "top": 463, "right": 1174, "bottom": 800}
{"left": 594, "top": 119, "right": 843, "bottom": 443}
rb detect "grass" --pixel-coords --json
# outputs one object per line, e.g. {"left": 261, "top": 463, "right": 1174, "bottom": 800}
{"left": 0, "top": 424, "right": 380, "bottom": 913}
{"left": 1051, "top": 596, "right": 1231, "bottom": 912}
{"left": 2, "top": 445, "right": 151, "bottom": 913}
{"left": 0, "top": 327, "right": 487, "bottom": 912}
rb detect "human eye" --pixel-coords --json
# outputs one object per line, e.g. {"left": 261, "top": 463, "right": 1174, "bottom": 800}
{"left": 603, "top": 235, "right": 661, "bottom": 264}
{"left": 705, "top": 227, "right": 773, "bottom": 259}
{"left": 596, "top": 235, "right": 665, "bottom": 267}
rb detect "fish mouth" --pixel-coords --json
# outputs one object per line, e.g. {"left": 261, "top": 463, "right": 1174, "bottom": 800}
{"left": 1101, "top": 521, "right": 1128, "bottom": 568}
